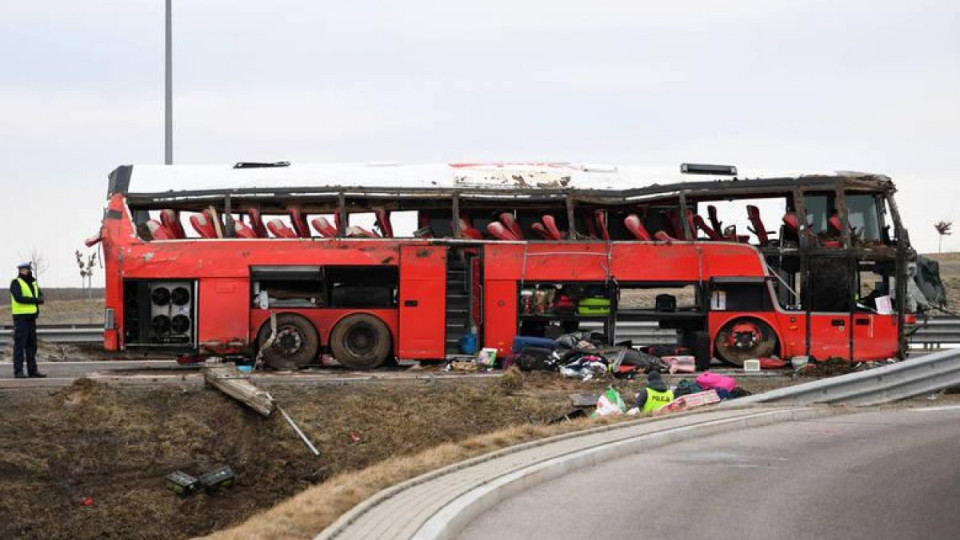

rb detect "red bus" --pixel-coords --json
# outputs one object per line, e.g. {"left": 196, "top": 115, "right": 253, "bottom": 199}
{"left": 90, "top": 161, "right": 936, "bottom": 369}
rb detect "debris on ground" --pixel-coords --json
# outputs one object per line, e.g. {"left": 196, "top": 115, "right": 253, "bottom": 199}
{"left": 203, "top": 362, "right": 275, "bottom": 416}
{"left": 795, "top": 357, "right": 859, "bottom": 377}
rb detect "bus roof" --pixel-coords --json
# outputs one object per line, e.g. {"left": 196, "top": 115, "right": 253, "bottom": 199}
{"left": 111, "top": 162, "right": 883, "bottom": 193}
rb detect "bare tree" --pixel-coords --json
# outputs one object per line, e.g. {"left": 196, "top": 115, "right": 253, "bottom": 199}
{"left": 934, "top": 221, "right": 953, "bottom": 253}
{"left": 29, "top": 250, "right": 49, "bottom": 279}
{"left": 75, "top": 250, "right": 98, "bottom": 299}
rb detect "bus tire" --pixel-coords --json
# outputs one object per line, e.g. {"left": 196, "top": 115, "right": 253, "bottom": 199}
{"left": 257, "top": 314, "right": 320, "bottom": 370}
{"left": 330, "top": 314, "right": 392, "bottom": 370}
{"left": 714, "top": 318, "right": 777, "bottom": 367}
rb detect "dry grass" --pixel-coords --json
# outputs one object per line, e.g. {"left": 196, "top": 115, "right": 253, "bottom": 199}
{"left": 199, "top": 417, "right": 609, "bottom": 540}
{"left": 0, "top": 298, "right": 104, "bottom": 325}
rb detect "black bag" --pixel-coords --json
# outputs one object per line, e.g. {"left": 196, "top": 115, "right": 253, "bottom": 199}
{"left": 518, "top": 346, "right": 553, "bottom": 371}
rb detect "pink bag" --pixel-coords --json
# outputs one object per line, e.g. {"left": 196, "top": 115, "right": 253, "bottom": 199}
{"left": 695, "top": 372, "right": 738, "bottom": 392}
{"left": 661, "top": 355, "right": 696, "bottom": 374}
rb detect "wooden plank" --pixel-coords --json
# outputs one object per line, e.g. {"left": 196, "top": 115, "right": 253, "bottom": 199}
{"left": 203, "top": 363, "right": 275, "bottom": 417}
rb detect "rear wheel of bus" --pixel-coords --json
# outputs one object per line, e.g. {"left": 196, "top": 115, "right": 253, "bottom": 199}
{"left": 714, "top": 317, "right": 778, "bottom": 366}
{"left": 257, "top": 314, "right": 320, "bottom": 370}
{"left": 330, "top": 314, "right": 392, "bottom": 370}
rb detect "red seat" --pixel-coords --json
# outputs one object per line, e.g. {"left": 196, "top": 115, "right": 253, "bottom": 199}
{"left": 666, "top": 209, "right": 685, "bottom": 238}
{"left": 499, "top": 213, "right": 523, "bottom": 239}
{"left": 190, "top": 213, "right": 219, "bottom": 239}
{"left": 247, "top": 208, "right": 268, "bottom": 238}
{"left": 233, "top": 220, "right": 258, "bottom": 239}
{"left": 828, "top": 214, "right": 844, "bottom": 234}
{"left": 146, "top": 219, "right": 176, "bottom": 240}
{"left": 707, "top": 205, "right": 723, "bottom": 235}
{"left": 542, "top": 214, "right": 564, "bottom": 239}
{"left": 159, "top": 209, "right": 185, "bottom": 238}
{"left": 374, "top": 207, "right": 394, "bottom": 238}
{"left": 288, "top": 207, "right": 311, "bottom": 238}
{"left": 746, "top": 205, "right": 772, "bottom": 245}
{"left": 457, "top": 214, "right": 484, "bottom": 239}
{"left": 487, "top": 221, "right": 519, "bottom": 240}
{"left": 595, "top": 210, "right": 610, "bottom": 241}
{"left": 782, "top": 212, "right": 801, "bottom": 234}
{"left": 691, "top": 213, "right": 721, "bottom": 240}
{"left": 267, "top": 219, "right": 298, "bottom": 238}
{"left": 531, "top": 223, "right": 553, "bottom": 239}
{"left": 346, "top": 226, "right": 380, "bottom": 238}
{"left": 654, "top": 231, "right": 675, "bottom": 243}
{"left": 624, "top": 214, "right": 652, "bottom": 241}
{"left": 310, "top": 217, "right": 338, "bottom": 237}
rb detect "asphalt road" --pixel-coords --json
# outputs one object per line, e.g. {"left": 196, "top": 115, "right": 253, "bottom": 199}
{"left": 461, "top": 407, "right": 960, "bottom": 540}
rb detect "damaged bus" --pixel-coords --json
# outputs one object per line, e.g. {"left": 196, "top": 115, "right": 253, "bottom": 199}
{"left": 89, "top": 162, "right": 944, "bottom": 369}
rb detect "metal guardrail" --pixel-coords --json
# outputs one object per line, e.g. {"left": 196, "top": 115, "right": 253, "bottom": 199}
{"left": 2, "top": 317, "right": 960, "bottom": 347}
{"left": 733, "top": 347, "right": 960, "bottom": 406}
{"left": 0, "top": 323, "right": 104, "bottom": 345}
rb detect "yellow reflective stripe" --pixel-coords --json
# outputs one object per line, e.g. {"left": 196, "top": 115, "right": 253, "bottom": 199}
{"left": 642, "top": 388, "right": 675, "bottom": 413}
{"left": 10, "top": 278, "right": 39, "bottom": 316}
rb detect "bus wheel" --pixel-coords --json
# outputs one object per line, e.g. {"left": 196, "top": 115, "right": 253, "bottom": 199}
{"left": 257, "top": 314, "right": 319, "bottom": 370}
{"left": 714, "top": 318, "right": 777, "bottom": 366}
{"left": 330, "top": 314, "right": 392, "bottom": 370}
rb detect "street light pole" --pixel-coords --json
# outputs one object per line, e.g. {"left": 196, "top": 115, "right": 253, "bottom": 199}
{"left": 164, "top": 0, "right": 173, "bottom": 165}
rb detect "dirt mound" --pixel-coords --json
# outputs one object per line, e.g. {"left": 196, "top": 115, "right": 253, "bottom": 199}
{"left": 796, "top": 357, "right": 858, "bottom": 377}
{"left": 0, "top": 378, "right": 575, "bottom": 540}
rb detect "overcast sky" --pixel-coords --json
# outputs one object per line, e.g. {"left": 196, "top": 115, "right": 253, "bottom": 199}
{"left": 1, "top": 0, "right": 958, "bottom": 286}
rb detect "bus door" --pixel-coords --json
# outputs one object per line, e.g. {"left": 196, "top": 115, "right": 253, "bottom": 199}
{"left": 399, "top": 245, "right": 447, "bottom": 358}
{"left": 804, "top": 256, "right": 853, "bottom": 360}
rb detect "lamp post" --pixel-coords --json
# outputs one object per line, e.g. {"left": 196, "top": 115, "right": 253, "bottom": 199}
{"left": 164, "top": 0, "right": 173, "bottom": 165}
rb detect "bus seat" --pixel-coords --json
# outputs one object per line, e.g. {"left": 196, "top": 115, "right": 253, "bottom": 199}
{"left": 415, "top": 214, "right": 434, "bottom": 238}
{"left": 782, "top": 212, "right": 801, "bottom": 234}
{"left": 190, "top": 213, "right": 219, "bottom": 239}
{"left": 692, "top": 213, "right": 721, "bottom": 240}
{"left": 374, "top": 207, "right": 394, "bottom": 238}
{"left": 828, "top": 213, "right": 844, "bottom": 234}
{"left": 311, "top": 217, "right": 338, "bottom": 238}
{"left": 581, "top": 211, "right": 598, "bottom": 238}
{"left": 487, "top": 221, "right": 519, "bottom": 240}
{"left": 654, "top": 231, "right": 675, "bottom": 243}
{"left": 267, "top": 219, "right": 298, "bottom": 238}
{"left": 542, "top": 214, "right": 564, "bottom": 239}
{"left": 288, "top": 207, "right": 311, "bottom": 238}
{"left": 458, "top": 215, "right": 484, "bottom": 239}
{"left": 346, "top": 226, "right": 380, "bottom": 238}
{"left": 667, "top": 209, "right": 685, "bottom": 238}
{"left": 707, "top": 205, "right": 723, "bottom": 234}
{"left": 146, "top": 219, "right": 176, "bottom": 240}
{"left": 159, "top": 209, "right": 185, "bottom": 238}
{"left": 595, "top": 210, "right": 610, "bottom": 241}
{"left": 624, "top": 214, "right": 652, "bottom": 241}
{"left": 531, "top": 223, "right": 553, "bottom": 239}
{"left": 247, "top": 208, "right": 268, "bottom": 238}
{"left": 746, "top": 205, "right": 772, "bottom": 245}
{"left": 233, "top": 220, "right": 258, "bottom": 239}
{"left": 499, "top": 213, "right": 524, "bottom": 239}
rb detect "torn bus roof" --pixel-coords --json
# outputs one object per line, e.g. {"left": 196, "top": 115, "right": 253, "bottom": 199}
{"left": 112, "top": 162, "right": 886, "bottom": 196}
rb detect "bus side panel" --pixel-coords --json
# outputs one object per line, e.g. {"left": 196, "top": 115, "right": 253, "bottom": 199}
{"left": 399, "top": 246, "right": 447, "bottom": 359}
{"left": 483, "top": 280, "right": 517, "bottom": 356}
{"left": 197, "top": 277, "right": 250, "bottom": 355}
{"left": 852, "top": 313, "right": 899, "bottom": 360}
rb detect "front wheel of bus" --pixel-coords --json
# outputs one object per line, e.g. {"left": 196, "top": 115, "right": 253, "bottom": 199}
{"left": 714, "top": 318, "right": 777, "bottom": 366}
{"left": 330, "top": 314, "right": 392, "bottom": 370}
{"left": 257, "top": 314, "right": 320, "bottom": 370}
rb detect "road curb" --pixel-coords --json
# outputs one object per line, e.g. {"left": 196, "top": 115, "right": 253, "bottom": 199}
{"left": 317, "top": 406, "right": 836, "bottom": 540}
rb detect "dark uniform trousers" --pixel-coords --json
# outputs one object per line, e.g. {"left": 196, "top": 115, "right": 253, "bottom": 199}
{"left": 13, "top": 317, "right": 38, "bottom": 376}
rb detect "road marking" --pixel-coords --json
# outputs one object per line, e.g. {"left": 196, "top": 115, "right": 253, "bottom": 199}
{"left": 908, "top": 405, "right": 960, "bottom": 412}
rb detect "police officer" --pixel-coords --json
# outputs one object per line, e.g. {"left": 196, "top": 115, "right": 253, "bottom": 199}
{"left": 10, "top": 262, "right": 46, "bottom": 378}
{"left": 635, "top": 370, "right": 673, "bottom": 413}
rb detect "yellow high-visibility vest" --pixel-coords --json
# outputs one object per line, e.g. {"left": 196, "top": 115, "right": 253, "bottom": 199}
{"left": 642, "top": 387, "right": 675, "bottom": 413}
{"left": 11, "top": 278, "right": 39, "bottom": 316}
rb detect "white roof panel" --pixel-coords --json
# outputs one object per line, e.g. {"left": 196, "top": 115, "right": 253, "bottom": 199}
{"left": 125, "top": 162, "right": 825, "bottom": 195}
